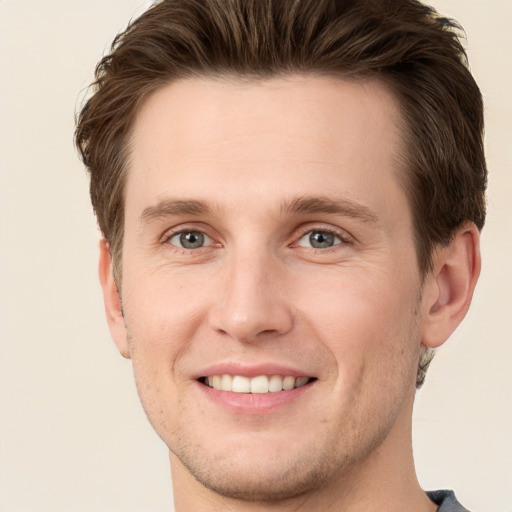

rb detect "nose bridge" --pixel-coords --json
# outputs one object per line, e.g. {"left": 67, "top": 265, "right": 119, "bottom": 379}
{"left": 209, "top": 242, "right": 293, "bottom": 342}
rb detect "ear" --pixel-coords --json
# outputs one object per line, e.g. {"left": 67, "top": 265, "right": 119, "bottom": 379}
{"left": 421, "top": 223, "right": 481, "bottom": 349}
{"left": 98, "top": 239, "right": 130, "bottom": 358}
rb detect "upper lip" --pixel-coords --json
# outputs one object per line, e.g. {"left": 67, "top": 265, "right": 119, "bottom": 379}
{"left": 194, "top": 362, "right": 315, "bottom": 380}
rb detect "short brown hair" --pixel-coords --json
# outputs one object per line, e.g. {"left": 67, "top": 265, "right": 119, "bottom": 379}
{"left": 75, "top": 0, "right": 486, "bottom": 384}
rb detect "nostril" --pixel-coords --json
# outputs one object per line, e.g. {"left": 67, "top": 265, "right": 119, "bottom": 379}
{"left": 259, "top": 329, "right": 278, "bottom": 336}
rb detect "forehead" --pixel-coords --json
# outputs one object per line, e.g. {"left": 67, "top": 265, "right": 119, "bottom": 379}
{"left": 126, "top": 75, "right": 407, "bottom": 223}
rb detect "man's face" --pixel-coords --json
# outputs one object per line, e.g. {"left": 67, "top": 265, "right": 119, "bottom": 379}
{"left": 112, "top": 76, "right": 432, "bottom": 499}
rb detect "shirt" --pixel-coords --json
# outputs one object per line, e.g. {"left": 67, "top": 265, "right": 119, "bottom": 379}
{"left": 428, "top": 490, "right": 471, "bottom": 512}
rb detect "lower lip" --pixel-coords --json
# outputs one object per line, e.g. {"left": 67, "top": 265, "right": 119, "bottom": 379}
{"left": 196, "top": 381, "right": 315, "bottom": 414}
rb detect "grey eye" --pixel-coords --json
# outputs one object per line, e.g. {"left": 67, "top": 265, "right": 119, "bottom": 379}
{"left": 298, "top": 231, "right": 341, "bottom": 249}
{"left": 169, "top": 231, "right": 211, "bottom": 249}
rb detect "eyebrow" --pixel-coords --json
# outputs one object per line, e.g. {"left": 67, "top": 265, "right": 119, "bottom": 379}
{"left": 139, "top": 199, "right": 211, "bottom": 223}
{"left": 282, "top": 196, "right": 378, "bottom": 223}
{"left": 138, "top": 195, "right": 378, "bottom": 224}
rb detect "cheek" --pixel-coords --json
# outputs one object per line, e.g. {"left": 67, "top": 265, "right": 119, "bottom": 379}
{"left": 123, "top": 260, "right": 212, "bottom": 330}
{"left": 120, "top": 272, "right": 205, "bottom": 428}
{"left": 299, "top": 267, "right": 415, "bottom": 336}
{"left": 121, "top": 267, "right": 215, "bottom": 390}
{"left": 296, "top": 267, "right": 421, "bottom": 381}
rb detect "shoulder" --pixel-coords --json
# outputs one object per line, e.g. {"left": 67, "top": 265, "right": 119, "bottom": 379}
{"left": 427, "top": 490, "right": 471, "bottom": 512}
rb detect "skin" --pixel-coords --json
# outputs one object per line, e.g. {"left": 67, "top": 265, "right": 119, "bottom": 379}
{"left": 99, "top": 76, "right": 480, "bottom": 512}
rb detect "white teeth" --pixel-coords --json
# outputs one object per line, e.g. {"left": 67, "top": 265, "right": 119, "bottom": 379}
{"left": 232, "top": 375, "right": 251, "bottom": 393}
{"left": 204, "top": 374, "right": 311, "bottom": 393}
{"left": 221, "top": 374, "right": 233, "bottom": 392}
{"left": 282, "top": 376, "right": 295, "bottom": 391}
{"left": 250, "top": 375, "right": 269, "bottom": 394}
{"left": 268, "top": 375, "right": 283, "bottom": 392}
{"left": 212, "top": 375, "right": 222, "bottom": 390}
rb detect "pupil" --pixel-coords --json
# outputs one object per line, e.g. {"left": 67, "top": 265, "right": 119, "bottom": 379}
{"left": 310, "top": 231, "right": 334, "bottom": 248}
{"left": 180, "top": 232, "right": 204, "bottom": 249}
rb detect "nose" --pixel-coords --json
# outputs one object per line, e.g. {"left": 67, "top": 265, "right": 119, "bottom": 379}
{"left": 208, "top": 250, "right": 294, "bottom": 343}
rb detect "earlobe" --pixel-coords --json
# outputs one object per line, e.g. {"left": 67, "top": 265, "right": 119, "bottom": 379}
{"left": 422, "top": 224, "right": 481, "bottom": 349}
{"left": 98, "top": 239, "right": 131, "bottom": 359}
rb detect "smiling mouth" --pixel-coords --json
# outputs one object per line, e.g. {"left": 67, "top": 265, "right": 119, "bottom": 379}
{"left": 200, "top": 375, "right": 315, "bottom": 394}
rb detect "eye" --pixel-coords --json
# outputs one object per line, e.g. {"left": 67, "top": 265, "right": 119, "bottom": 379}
{"left": 297, "top": 230, "right": 342, "bottom": 249}
{"left": 168, "top": 231, "right": 212, "bottom": 249}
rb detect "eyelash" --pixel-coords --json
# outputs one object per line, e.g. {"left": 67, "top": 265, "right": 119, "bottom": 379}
{"left": 293, "top": 225, "right": 352, "bottom": 251}
{"left": 161, "top": 226, "right": 217, "bottom": 253}
{"left": 161, "top": 225, "right": 352, "bottom": 252}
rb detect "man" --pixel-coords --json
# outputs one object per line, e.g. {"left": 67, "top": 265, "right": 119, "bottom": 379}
{"left": 75, "top": 0, "right": 486, "bottom": 510}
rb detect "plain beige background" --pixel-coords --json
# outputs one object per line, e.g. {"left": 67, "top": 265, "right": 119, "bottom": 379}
{"left": 0, "top": 1, "right": 510, "bottom": 511}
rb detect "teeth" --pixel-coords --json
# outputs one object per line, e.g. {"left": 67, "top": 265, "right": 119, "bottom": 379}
{"left": 250, "top": 375, "right": 269, "bottom": 394}
{"left": 268, "top": 375, "right": 283, "bottom": 393}
{"left": 282, "top": 376, "right": 295, "bottom": 391}
{"left": 232, "top": 375, "right": 251, "bottom": 393}
{"left": 221, "top": 374, "right": 233, "bottom": 391}
{"left": 204, "top": 374, "right": 312, "bottom": 393}
{"left": 294, "top": 377, "right": 309, "bottom": 388}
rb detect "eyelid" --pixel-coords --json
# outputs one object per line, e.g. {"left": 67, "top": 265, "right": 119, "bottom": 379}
{"left": 168, "top": 231, "right": 213, "bottom": 248}
{"left": 158, "top": 222, "right": 353, "bottom": 251}
{"left": 160, "top": 224, "right": 220, "bottom": 247}
{"left": 293, "top": 223, "right": 354, "bottom": 246}
{"left": 297, "top": 232, "right": 341, "bottom": 249}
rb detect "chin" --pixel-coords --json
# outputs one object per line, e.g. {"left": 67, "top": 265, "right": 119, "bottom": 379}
{"left": 180, "top": 453, "right": 335, "bottom": 502}
{"left": 168, "top": 429, "right": 362, "bottom": 503}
